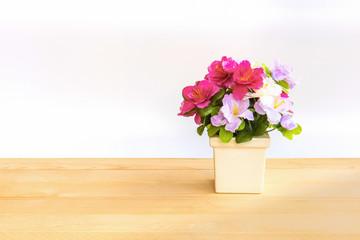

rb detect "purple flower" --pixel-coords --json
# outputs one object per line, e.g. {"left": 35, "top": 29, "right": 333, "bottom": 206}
{"left": 211, "top": 93, "right": 254, "bottom": 132}
{"left": 280, "top": 114, "right": 297, "bottom": 130}
{"left": 211, "top": 111, "right": 228, "bottom": 126}
{"left": 271, "top": 59, "right": 299, "bottom": 89}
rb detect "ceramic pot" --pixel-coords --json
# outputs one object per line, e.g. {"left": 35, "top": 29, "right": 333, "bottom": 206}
{"left": 209, "top": 134, "right": 270, "bottom": 193}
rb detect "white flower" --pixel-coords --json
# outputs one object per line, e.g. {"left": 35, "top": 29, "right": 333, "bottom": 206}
{"left": 245, "top": 77, "right": 282, "bottom": 99}
{"left": 254, "top": 95, "right": 292, "bottom": 124}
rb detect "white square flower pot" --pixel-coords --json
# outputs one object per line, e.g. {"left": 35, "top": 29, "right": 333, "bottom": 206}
{"left": 209, "top": 134, "right": 270, "bottom": 193}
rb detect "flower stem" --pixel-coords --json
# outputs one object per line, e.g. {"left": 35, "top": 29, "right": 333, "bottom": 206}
{"left": 266, "top": 128, "right": 276, "bottom": 133}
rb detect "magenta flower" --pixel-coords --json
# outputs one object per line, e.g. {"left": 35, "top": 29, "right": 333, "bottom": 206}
{"left": 232, "top": 60, "right": 265, "bottom": 100}
{"left": 178, "top": 80, "right": 220, "bottom": 125}
{"left": 178, "top": 100, "right": 195, "bottom": 116}
{"left": 178, "top": 100, "right": 202, "bottom": 125}
{"left": 194, "top": 113, "right": 202, "bottom": 125}
{"left": 222, "top": 57, "right": 238, "bottom": 73}
{"left": 182, "top": 80, "right": 219, "bottom": 109}
{"left": 205, "top": 56, "right": 237, "bottom": 88}
{"left": 280, "top": 91, "right": 289, "bottom": 98}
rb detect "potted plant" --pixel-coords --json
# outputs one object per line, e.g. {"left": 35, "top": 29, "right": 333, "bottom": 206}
{"left": 178, "top": 57, "right": 302, "bottom": 193}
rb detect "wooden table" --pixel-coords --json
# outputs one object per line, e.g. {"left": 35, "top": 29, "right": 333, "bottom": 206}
{"left": 0, "top": 158, "right": 359, "bottom": 239}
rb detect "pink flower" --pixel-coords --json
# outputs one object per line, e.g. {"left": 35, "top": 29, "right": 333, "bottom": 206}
{"left": 232, "top": 60, "right": 265, "bottom": 100}
{"left": 178, "top": 100, "right": 196, "bottom": 116}
{"left": 281, "top": 91, "right": 289, "bottom": 98}
{"left": 178, "top": 80, "right": 220, "bottom": 125}
{"left": 182, "top": 80, "right": 219, "bottom": 109}
{"left": 222, "top": 57, "right": 238, "bottom": 73}
{"left": 205, "top": 56, "right": 237, "bottom": 88}
{"left": 194, "top": 113, "right": 202, "bottom": 125}
{"left": 178, "top": 100, "right": 202, "bottom": 125}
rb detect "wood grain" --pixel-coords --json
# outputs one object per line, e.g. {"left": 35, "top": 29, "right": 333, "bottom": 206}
{"left": 0, "top": 158, "right": 213, "bottom": 170}
{"left": 1, "top": 197, "right": 360, "bottom": 214}
{"left": 0, "top": 158, "right": 359, "bottom": 239}
{"left": 1, "top": 169, "right": 359, "bottom": 183}
{"left": 1, "top": 213, "right": 360, "bottom": 232}
{"left": 2, "top": 181, "right": 360, "bottom": 198}
{"left": 1, "top": 158, "right": 359, "bottom": 169}
{"left": 0, "top": 232, "right": 358, "bottom": 240}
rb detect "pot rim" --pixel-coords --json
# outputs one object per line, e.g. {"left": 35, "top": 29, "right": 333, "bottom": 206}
{"left": 209, "top": 133, "right": 270, "bottom": 148}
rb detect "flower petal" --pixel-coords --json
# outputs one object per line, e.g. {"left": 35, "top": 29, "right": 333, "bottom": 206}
{"left": 254, "top": 102, "right": 266, "bottom": 115}
{"left": 237, "top": 98, "right": 250, "bottom": 114}
{"left": 225, "top": 118, "right": 241, "bottom": 133}
{"left": 220, "top": 104, "right": 232, "bottom": 121}
{"left": 232, "top": 85, "right": 248, "bottom": 100}
{"left": 182, "top": 86, "right": 194, "bottom": 100}
{"left": 239, "top": 109, "right": 254, "bottom": 120}
{"left": 194, "top": 113, "right": 202, "bottom": 125}
{"left": 266, "top": 110, "right": 281, "bottom": 124}
{"left": 276, "top": 97, "right": 292, "bottom": 114}
{"left": 211, "top": 112, "right": 227, "bottom": 126}
{"left": 281, "top": 91, "right": 289, "bottom": 98}
{"left": 271, "top": 59, "right": 294, "bottom": 82}
{"left": 238, "top": 60, "right": 251, "bottom": 74}
{"left": 284, "top": 75, "right": 300, "bottom": 89}
{"left": 280, "top": 114, "right": 297, "bottom": 130}
{"left": 258, "top": 96, "right": 275, "bottom": 110}
{"left": 195, "top": 100, "right": 211, "bottom": 109}
{"left": 178, "top": 100, "right": 195, "bottom": 116}
{"left": 207, "top": 83, "right": 220, "bottom": 98}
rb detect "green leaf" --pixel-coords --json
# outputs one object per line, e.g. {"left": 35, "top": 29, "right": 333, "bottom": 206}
{"left": 184, "top": 109, "right": 195, "bottom": 116}
{"left": 282, "top": 88, "right": 289, "bottom": 94}
{"left": 219, "top": 127, "right": 233, "bottom": 143}
{"left": 237, "top": 120, "right": 246, "bottom": 131}
{"left": 196, "top": 105, "right": 213, "bottom": 117}
{"left": 278, "top": 80, "right": 290, "bottom": 89}
{"left": 269, "top": 124, "right": 277, "bottom": 129}
{"left": 253, "top": 114, "right": 269, "bottom": 136}
{"left": 204, "top": 115, "right": 211, "bottom": 126}
{"left": 197, "top": 125, "right": 205, "bottom": 136}
{"left": 211, "top": 88, "right": 225, "bottom": 103}
{"left": 278, "top": 124, "right": 302, "bottom": 140}
{"left": 211, "top": 106, "right": 220, "bottom": 116}
{"left": 235, "top": 128, "right": 253, "bottom": 143}
{"left": 290, "top": 124, "right": 302, "bottom": 135}
{"left": 262, "top": 63, "right": 271, "bottom": 77}
{"left": 278, "top": 127, "right": 293, "bottom": 140}
{"left": 207, "top": 125, "right": 221, "bottom": 137}
{"left": 281, "top": 131, "right": 293, "bottom": 140}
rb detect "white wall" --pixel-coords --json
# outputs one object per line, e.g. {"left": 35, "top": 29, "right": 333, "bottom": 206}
{"left": 0, "top": 0, "right": 359, "bottom": 158}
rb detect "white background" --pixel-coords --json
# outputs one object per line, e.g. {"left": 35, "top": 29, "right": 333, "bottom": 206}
{"left": 0, "top": 0, "right": 359, "bottom": 158}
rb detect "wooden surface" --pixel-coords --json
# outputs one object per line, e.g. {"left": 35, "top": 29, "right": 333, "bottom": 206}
{"left": 0, "top": 158, "right": 359, "bottom": 239}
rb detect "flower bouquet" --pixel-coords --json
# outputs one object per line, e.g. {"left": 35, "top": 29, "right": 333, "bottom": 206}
{"left": 178, "top": 57, "right": 302, "bottom": 143}
{"left": 178, "top": 56, "right": 302, "bottom": 193}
